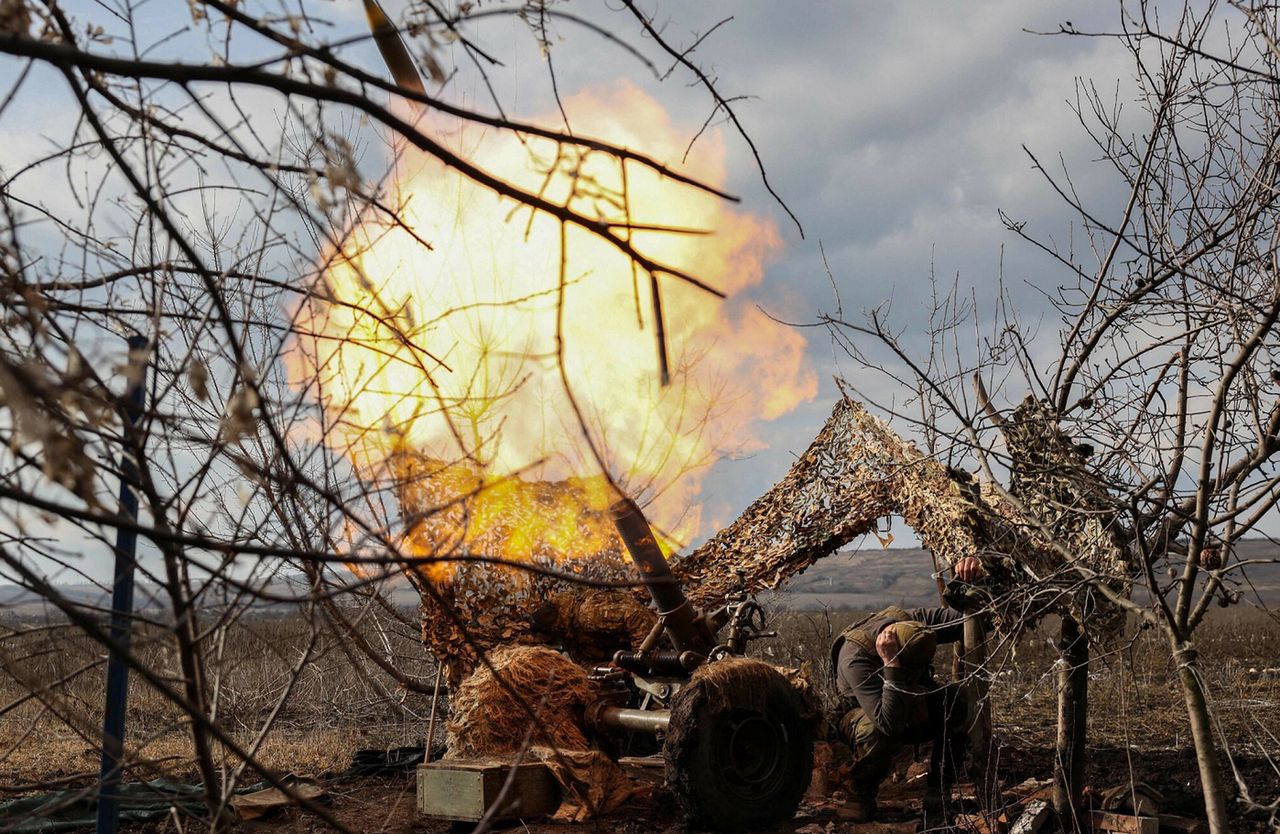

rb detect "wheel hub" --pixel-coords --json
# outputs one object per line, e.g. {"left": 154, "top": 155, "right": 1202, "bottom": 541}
{"left": 718, "top": 711, "right": 788, "bottom": 792}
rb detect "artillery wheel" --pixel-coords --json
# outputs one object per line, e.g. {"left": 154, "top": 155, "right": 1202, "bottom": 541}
{"left": 663, "top": 659, "right": 813, "bottom": 831}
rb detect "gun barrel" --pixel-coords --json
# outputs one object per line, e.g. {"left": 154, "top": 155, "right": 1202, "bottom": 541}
{"left": 362, "top": 0, "right": 426, "bottom": 96}
{"left": 608, "top": 497, "right": 703, "bottom": 653}
{"left": 592, "top": 705, "right": 670, "bottom": 734}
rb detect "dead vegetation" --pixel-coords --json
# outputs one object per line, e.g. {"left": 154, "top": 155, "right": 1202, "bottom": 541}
{"left": 0, "top": 612, "right": 435, "bottom": 791}
{"left": 764, "top": 606, "right": 1280, "bottom": 756}
{"left": 3, "top": 606, "right": 1278, "bottom": 831}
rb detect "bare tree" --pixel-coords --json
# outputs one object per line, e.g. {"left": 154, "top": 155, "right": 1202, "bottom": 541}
{"left": 822, "top": 2, "right": 1280, "bottom": 831}
{"left": 0, "top": 1, "right": 786, "bottom": 830}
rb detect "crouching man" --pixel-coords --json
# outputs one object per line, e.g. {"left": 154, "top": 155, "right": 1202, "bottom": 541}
{"left": 831, "top": 556, "right": 984, "bottom": 823}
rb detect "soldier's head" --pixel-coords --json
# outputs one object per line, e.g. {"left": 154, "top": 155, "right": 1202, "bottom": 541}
{"left": 886, "top": 620, "right": 937, "bottom": 673}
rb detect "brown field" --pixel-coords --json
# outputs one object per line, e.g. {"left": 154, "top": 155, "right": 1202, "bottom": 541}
{"left": 0, "top": 612, "right": 438, "bottom": 791}
{"left": 765, "top": 606, "right": 1280, "bottom": 753}
{"left": 2, "top": 604, "right": 1279, "bottom": 832}
{"left": 765, "top": 605, "right": 1280, "bottom": 826}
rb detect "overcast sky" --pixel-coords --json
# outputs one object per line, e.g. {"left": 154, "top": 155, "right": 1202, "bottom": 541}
{"left": 2, "top": 1, "right": 1174, "bottom": 576}
{"left": 339, "top": 1, "right": 1141, "bottom": 542}
{"left": 493, "top": 1, "right": 1137, "bottom": 542}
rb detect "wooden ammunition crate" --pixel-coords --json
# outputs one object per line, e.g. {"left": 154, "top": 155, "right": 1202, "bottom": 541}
{"left": 416, "top": 759, "right": 560, "bottom": 822}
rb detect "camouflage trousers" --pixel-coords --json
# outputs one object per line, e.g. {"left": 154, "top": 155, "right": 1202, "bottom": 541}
{"left": 836, "top": 682, "right": 969, "bottom": 801}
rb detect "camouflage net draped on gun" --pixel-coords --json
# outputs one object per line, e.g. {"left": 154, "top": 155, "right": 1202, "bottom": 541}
{"left": 677, "top": 397, "right": 997, "bottom": 603}
{"left": 392, "top": 453, "right": 655, "bottom": 682}
{"left": 396, "top": 397, "right": 1133, "bottom": 682}
{"left": 679, "top": 397, "right": 1131, "bottom": 631}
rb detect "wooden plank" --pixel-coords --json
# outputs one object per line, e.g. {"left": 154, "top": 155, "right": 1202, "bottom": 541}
{"left": 1054, "top": 617, "right": 1089, "bottom": 813}
{"left": 1088, "top": 810, "right": 1160, "bottom": 834}
{"left": 1158, "top": 815, "right": 1207, "bottom": 834}
{"left": 954, "top": 812, "right": 1007, "bottom": 834}
{"left": 962, "top": 616, "right": 994, "bottom": 807}
{"left": 417, "top": 759, "right": 560, "bottom": 822}
{"left": 229, "top": 781, "right": 327, "bottom": 821}
{"left": 1004, "top": 777, "right": 1054, "bottom": 804}
{"left": 1010, "top": 799, "right": 1051, "bottom": 834}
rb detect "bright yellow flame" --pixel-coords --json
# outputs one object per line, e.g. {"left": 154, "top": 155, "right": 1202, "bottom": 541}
{"left": 291, "top": 82, "right": 815, "bottom": 564}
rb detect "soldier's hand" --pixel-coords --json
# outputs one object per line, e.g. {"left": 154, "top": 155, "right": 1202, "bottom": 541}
{"left": 875, "top": 627, "right": 902, "bottom": 667}
{"left": 954, "top": 556, "right": 984, "bottom": 582}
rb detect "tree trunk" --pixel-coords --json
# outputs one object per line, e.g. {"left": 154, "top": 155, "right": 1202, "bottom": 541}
{"left": 1171, "top": 637, "right": 1230, "bottom": 834}
{"left": 1054, "top": 616, "right": 1089, "bottom": 830}
{"left": 961, "top": 615, "right": 993, "bottom": 806}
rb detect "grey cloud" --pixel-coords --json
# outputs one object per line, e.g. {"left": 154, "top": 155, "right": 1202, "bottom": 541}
{"left": 0, "top": 2, "right": 1194, "bottom": 563}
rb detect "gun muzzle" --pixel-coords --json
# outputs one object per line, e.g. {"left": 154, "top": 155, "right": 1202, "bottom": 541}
{"left": 608, "top": 497, "right": 705, "bottom": 654}
{"left": 363, "top": 0, "right": 426, "bottom": 97}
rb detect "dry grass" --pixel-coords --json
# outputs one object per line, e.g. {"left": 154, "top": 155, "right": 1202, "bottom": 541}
{"left": 0, "top": 609, "right": 437, "bottom": 792}
{"left": 761, "top": 604, "right": 1280, "bottom": 817}
{"left": 761, "top": 605, "right": 1280, "bottom": 752}
{"left": 984, "top": 609, "right": 1280, "bottom": 755}
{"left": 3, "top": 601, "right": 1278, "bottom": 826}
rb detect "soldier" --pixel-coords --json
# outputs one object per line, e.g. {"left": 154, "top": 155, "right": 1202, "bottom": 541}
{"left": 831, "top": 556, "right": 985, "bottom": 823}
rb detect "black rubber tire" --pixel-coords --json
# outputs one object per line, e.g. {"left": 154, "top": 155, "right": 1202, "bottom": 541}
{"left": 663, "top": 660, "right": 813, "bottom": 831}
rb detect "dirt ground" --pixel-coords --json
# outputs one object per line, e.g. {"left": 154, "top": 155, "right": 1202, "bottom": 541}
{"left": 8, "top": 611, "right": 1280, "bottom": 833}
{"left": 110, "top": 740, "right": 1280, "bottom": 834}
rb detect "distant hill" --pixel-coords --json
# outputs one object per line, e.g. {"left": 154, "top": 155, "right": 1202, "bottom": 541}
{"left": 764, "top": 547, "right": 944, "bottom": 611}
{"left": 4, "top": 540, "right": 1279, "bottom": 620}
{"left": 0, "top": 577, "right": 423, "bottom": 622}
{"left": 766, "top": 539, "right": 1280, "bottom": 611}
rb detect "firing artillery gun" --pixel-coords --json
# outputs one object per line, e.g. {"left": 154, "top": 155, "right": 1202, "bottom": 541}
{"left": 585, "top": 498, "right": 815, "bottom": 831}
{"left": 418, "top": 398, "right": 1126, "bottom": 827}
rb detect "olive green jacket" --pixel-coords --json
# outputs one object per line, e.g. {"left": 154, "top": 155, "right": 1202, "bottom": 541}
{"left": 833, "top": 606, "right": 963, "bottom": 737}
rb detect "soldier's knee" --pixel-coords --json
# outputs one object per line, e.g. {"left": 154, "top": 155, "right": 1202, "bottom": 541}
{"left": 849, "top": 715, "right": 895, "bottom": 764}
{"left": 836, "top": 708, "right": 858, "bottom": 742}
{"left": 837, "top": 708, "right": 874, "bottom": 742}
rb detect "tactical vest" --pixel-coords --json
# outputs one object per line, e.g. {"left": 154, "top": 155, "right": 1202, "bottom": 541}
{"left": 829, "top": 605, "right": 912, "bottom": 675}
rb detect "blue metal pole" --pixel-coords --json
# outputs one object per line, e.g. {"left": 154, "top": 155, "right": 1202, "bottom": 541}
{"left": 96, "top": 334, "right": 148, "bottom": 834}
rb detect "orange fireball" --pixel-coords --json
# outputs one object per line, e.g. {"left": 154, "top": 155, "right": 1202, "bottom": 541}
{"left": 290, "top": 82, "right": 815, "bottom": 566}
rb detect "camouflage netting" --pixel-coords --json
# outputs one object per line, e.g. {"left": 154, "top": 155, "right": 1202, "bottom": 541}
{"left": 444, "top": 645, "right": 636, "bottom": 820}
{"left": 530, "top": 590, "right": 657, "bottom": 658}
{"left": 678, "top": 397, "right": 1131, "bottom": 631}
{"left": 1004, "top": 397, "right": 1127, "bottom": 568}
{"left": 445, "top": 644, "right": 598, "bottom": 756}
{"left": 676, "top": 397, "right": 998, "bottom": 603}
{"left": 1000, "top": 396, "right": 1130, "bottom": 630}
{"left": 401, "top": 397, "right": 1134, "bottom": 683}
{"left": 535, "top": 747, "right": 637, "bottom": 821}
{"left": 393, "top": 453, "right": 652, "bottom": 682}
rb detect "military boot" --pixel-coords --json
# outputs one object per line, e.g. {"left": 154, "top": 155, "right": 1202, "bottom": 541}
{"left": 839, "top": 706, "right": 896, "bottom": 824}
